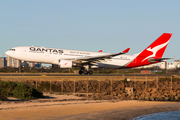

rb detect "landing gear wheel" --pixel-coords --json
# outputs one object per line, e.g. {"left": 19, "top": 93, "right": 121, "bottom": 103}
{"left": 89, "top": 70, "right": 93, "bottom": 75}
{"left": 83, "top": 70, "right": 89, "bottom": 75}
{"left": 79, "top": 70, "right": 83, "bottom": 75}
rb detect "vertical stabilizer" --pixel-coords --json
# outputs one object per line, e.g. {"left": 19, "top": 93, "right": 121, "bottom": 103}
{"left": 126, "top": 33, "right": 172, "bottom": 68}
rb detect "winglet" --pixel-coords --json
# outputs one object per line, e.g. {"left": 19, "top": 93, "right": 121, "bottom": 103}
{"left": 122, "top": 48, "right": 130, "bottom": 53}
{"left": 98, "top": 50, "right": 102, "bottom": 52}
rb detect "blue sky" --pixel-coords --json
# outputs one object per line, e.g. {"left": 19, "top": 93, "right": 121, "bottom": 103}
{"left": 0, "top": 0, "right": 180, "bottom": 61}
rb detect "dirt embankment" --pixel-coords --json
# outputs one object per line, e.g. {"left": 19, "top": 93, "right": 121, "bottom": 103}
{"left": 1, "top": 94, "right": 180, "bottom": 120}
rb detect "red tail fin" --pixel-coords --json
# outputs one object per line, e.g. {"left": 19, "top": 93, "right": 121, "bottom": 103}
{"left": 126, "top": 33, "right": 172, "bottom": 68}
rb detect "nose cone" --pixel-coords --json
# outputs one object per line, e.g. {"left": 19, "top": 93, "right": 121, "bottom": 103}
{"left": 5, "top": 50, "right": 12, "bottom": 57}
{"left": 5, "top": 51, "right": 10, "bottom": 56}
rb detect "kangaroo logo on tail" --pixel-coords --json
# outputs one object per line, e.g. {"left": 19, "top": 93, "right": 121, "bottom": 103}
{"left": 142, "top": 40, "right": 169, "bottom": 62}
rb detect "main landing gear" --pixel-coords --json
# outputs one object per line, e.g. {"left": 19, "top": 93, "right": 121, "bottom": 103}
{"left": 79, "top": 70, "right": 93, "bottom": 75}
{"left": 79, "top": 66, "right": 93, "bottom": 75}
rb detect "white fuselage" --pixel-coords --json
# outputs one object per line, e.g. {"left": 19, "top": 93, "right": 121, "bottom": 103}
{"left": 5, "top": 46, "right": 137, "bottom": 69}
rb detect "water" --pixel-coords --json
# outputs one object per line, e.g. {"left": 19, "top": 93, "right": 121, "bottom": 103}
{"left": 132, "top": 111, "right": 180, "bottom": 120}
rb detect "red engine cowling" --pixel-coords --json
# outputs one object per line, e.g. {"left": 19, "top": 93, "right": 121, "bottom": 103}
{"left": 59, "top": 60, "right": 72, "bottom": 68}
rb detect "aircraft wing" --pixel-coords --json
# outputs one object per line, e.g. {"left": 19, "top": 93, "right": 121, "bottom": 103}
{"left": 74, "top": 48, "right": 130, "bottom": 63}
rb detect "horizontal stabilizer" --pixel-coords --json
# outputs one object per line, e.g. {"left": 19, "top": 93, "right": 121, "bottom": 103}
{"left": 148, "top": 58, "right": 172, "bottom": 63}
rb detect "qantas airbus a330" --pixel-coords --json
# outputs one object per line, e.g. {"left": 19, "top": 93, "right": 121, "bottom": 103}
{"left": 6, "top": 33, "right": 172, "bottom": 75}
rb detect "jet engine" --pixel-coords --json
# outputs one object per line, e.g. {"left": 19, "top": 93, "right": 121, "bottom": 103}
{"left": 59, "top": 60, "right": 73, "bottom": 68}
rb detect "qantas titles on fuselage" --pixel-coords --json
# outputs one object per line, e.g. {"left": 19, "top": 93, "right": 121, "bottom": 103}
{"left": 29, "top": 47, "right": 64, "bottom": 54}
{"left": 29, "top": 47, "right": 91, "bottom": 56}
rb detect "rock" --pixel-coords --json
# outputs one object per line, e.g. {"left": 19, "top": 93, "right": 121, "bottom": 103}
{"left": 78, "top": 88, "right": 86, "bottom": 93}
{"left": 101, "top": 95, "right": 113, "bottom": 100}
{"left": 170, "top": 96, "right": 175, "bottom": 101}
{"left": 147, "top": 88, "right": 152, "bottom": 92}
{"left": 113, "top": 96, "right": 119, "bottom": 99}
{"left": 150, "top": 96, "right": 155, "bottom": 101}
{"left": 144, "top": 96, "right": 149, "bottom": 101}
{"left": 151, "top": 88, "right": 157, "bottom": 92}
{"left": 174, "top": 96, "right": 179, "bottom": 101}
{"left": 130, "top": 95, "right": 134, "bottom": 100}
{"left": 144, "top": 92, "right": 150, "bottom": 96}
{"left": 121, "top": 93, "right": 127, "bottom": 97}
{"left": 176, "top": 90, "right": 180, "bottom": 94}
{"left": 164, "top": 93, "right": 169, "bottom": 97}
{"left": 125, "top": 87, "right": 134, "bottom": 96}
{"left": 164, "top": 97, "right": 170, "bottom": 101}
{"left": 157, "top": 95, "right": 165, "bottom": 101}
{"left": 92, "top": 94, "right": 100, "bottom": 100}
{"left": 100, "top": 92, "right": 108, "bottom": 96}
{"left": 134, "top": 95, "right": 139, "bottom": 100}
{"left": 117, "top": 93, "right": 122, "bottom": 98}
{"left": 138, "top": 96, "right": 144, "bottom": 100}
{"left": 112, "top": 92, "right": 117, "bottom": 96}
{"left": 171, "top": 92, "right": 177, "bottom": 96}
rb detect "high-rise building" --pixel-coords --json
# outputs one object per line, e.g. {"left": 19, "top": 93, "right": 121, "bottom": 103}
{"left": 160, "top": 60, "right": 168, "bottom": 69}
{"left": 0, "top": 57, "right": 7, "bottom": 68}
{"left": 7, "top": 56, "right": 20, "bottom": 68}
{"left": 34, "top": 63, "right": 41, "bottom": 68}
{"left": 28, "top": 62, "right": 41, "bottom": 68}
{"left": 175, "top": 60, "right": 180, "bottom": 68}
{"left": 28, "top": 62, "right": 34, "bottom": 68}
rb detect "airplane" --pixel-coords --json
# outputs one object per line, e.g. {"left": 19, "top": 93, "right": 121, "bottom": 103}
{"left": 5, "top": 33, "right": 172, "bottom": 75}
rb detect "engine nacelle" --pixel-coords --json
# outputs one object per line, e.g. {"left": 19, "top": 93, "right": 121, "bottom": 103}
{"left": 59, "top": 60, "right": 72, "bottom": 68}
{"left": 91, "top": 65, "right": 99, "bottom": 68}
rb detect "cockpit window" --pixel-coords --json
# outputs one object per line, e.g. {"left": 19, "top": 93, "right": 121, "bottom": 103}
{"left": 10, "top": 49, "right": 16, "bottom": 51}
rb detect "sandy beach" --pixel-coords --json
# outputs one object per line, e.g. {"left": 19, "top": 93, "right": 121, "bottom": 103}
{"left": 1, "top": 94, "right": 180, "bottom": 120}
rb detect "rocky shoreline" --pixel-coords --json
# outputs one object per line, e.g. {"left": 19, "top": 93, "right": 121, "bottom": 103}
{"left": 23, "top": 78, "right": 180, "bottom": 102}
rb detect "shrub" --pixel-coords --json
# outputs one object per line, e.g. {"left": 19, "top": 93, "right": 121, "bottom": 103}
{"left": 0, "top": 87, "right": 8, "bottom": 101}
{"left": 0, "top": 81, "right": 43, "bottom": 100}
{"left": 13, "top": 83, "right": 34, "bottom": 100}
{"left": 13, "top": 83, "right": 43, "bottom": 100}
{"left": 123, "top": 78, "right": 128, "bottom": 84}
{"left": 0, "top": 81, "right": 17, "bottom": 92}
{"left": 0, "top": 81, "right": 17, "bottom": 97}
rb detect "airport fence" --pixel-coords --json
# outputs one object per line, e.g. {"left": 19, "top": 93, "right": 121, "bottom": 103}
{"left": 0, "top": 75, "right": 180, "bottom": 95}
